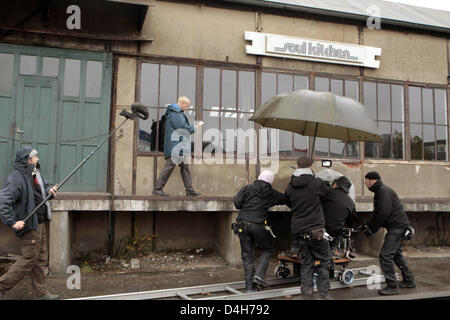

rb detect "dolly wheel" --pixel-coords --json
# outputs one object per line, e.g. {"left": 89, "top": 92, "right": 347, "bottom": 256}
{"left": 339, "top": 269, "right": 355, "bottom": 285}
{"left": 274, "top": 265, "right": 290, "bottom": 279}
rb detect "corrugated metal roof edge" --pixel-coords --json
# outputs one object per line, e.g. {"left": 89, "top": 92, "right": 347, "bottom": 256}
{"left": 220, "top": 0, "right": 450, "bottom": 34}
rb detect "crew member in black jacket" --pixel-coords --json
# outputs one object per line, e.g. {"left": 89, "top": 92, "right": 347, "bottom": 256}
{"left": 363, "top": 171, "right": 416, "bottom": 295}
{"left": 233, "top": 170, "right": 286, "bottom": 292}
{"left": 323, "top": 176, "right": 357, "bottom": 256}
{"left": 285, "top": 157, "right": 331, "bottom": 300}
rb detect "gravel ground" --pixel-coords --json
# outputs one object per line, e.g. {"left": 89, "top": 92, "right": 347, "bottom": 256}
{"left": 1, "top": 246, "right": 450, "bottom": 300}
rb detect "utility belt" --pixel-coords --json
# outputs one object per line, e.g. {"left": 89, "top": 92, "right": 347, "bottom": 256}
{"left": 298, "top": 228, "right": 333, "bottom": 241}
{"left": 231, "top": 219, "right": 276, "bottom": 238}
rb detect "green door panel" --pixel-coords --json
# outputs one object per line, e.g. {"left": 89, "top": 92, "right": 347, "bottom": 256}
{"left": 0, "top": 43, "right": 112, "bottom": 192}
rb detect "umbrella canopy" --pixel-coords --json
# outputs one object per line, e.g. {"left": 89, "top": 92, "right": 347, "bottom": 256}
{"left": 250, "top": 90, "right": 382, "bottom": 143}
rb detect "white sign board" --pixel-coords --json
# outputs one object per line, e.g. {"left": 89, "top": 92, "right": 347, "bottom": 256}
{"left": 245, "top": 31, "right": 381, "bottom": 69}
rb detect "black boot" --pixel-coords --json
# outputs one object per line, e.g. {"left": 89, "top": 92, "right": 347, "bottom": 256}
{"left": 378, "top": 286, "right": 399, "bottom": 295}
{"left": 186, "top": 190, "right": 201, "bottom": 197}
{"left": 399, "top": 279, "right": 416, "bottom": 288}
{"left": 153, "top": 189, "right": 169, "bottom": 196}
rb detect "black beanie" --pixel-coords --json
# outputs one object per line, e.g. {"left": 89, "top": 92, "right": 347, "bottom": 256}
{"left": 365, "top": 171, "right": 380, "bottom": 180}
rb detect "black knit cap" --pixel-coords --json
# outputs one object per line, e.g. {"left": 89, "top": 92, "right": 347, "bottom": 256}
{"left": 365, "top": 171, "right": 380, "bottom": 180}
{"left": 333, "top": 176, "right": 352, "bottom": 193}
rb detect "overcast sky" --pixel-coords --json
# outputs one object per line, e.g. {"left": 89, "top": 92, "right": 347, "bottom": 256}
{"left": 382, "top": 0, "right": 450, "bottom": 12}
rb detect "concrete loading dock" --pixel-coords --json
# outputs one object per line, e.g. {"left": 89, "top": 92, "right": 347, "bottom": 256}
{"left": 0, "top": 0, "right": 449, "bottom": 276}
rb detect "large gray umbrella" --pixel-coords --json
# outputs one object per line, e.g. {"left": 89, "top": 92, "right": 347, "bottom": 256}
{"left": 250, "top": 89, "right": 381, "bottom": 154}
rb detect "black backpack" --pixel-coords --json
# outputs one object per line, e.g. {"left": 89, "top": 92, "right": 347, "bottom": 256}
{"left": 150, "top": 114, "right": 166, "bottom": 151}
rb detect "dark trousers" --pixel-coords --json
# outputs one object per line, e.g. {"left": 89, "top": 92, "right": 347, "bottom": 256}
{"left": 154, "top": 157, "right": 194, "bottom": 192}
{"left": 296, "top": 237, "right": 331, "bottom": 295}
{"left": 238, "top": 221, "right": 274, "bottom": 291}
{"left": 379, "top": 229, "right": 414, "bottom": 288}
{"left": 0, "top": 223, "right": 48, "bottom": 297}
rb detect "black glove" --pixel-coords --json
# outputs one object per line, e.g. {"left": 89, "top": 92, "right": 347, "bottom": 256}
{"left": 363, "top": 225, "right": 372, "bottom": 238}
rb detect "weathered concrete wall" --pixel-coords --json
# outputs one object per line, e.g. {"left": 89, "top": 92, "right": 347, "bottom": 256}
{"left": 142, "top": 1, "right": 256, "bottom": 64}
{"left": 152, "top": 212, "right": 215, "bottom": 251}
{"left": 215, "top": 211, "right": 241, "bottom": 266}
{"left": 363, "top": 29, "right": 448, "bottom": 84}
{"left": 114, "top": 57, "right": 137, "bottom": 195}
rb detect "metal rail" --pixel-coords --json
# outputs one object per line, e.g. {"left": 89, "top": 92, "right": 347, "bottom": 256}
{"left": 70, "top": 266, "right": 386, "bottom": 300}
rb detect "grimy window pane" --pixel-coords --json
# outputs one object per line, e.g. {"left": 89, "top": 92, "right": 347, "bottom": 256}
{"left": 294, "top": 134, "right": 308, "bottom": 157}
{"left": 278, "top": 74, "right": 293, "bottom": 94}
{"left": 315, "top": 77, "right": 329, "bottom": 92}
{"left": 294, "top": 75, "right": 308, "bottom": 90}
{"left": 42, "top": 57, "right": 59, "bottom": 77}
{"left": 238, "top": 71, "right": 255, "bottom": 112}
{"left": 344, "top": 80, "right": 358, "bottom": 100}
{"left": 222, "top": 69, "right": 236, "bottom": 109}
{"left": 408, "top": 86, "right": 422, "bottom": 123}
{"left": 436, "top": 125, "right": 448, "bottom": 161}
{"left": 160, "top": 64, "right": 177, "bottom": 106}
{"left": 315, "top": 137, "right": 329, "bottom": 157}
{"left": 64, "top": 59, "right": 81, "bottom": 96}
{"left": 391, "top": 85, "right": 404, "bottom": 122}
{"left": 140, "top": 63, "right": 159, "bottom": 106}
{"left": 19, "top": 55, "right": 36, "bottom": 75}
{"left": 435, "top": 89, "right": 447, "bottom": 125}
{"left": 345, "top": 142, "right": 359, "bottom": 158}
{"left": 277, "top": 74, "right": 293, "bottom": 154}
{"left": 410, "top": 124, "right": 423, "bottom": 160}
{"left": 422, "top": 88, "right": 434, "bottom": 124}
{"left": 377, "top": 83, "right": 391, "bottom": 121}
{"left": 365, "top": 141, "right": 377, "bottom": 158}
{"left": 203, "top": 107, "right": 220, "bottom": 131}
{"left": 261, "top": 72, "right": 276, "bottom": 104}
{"left": 0, "top": 53, "right": 14, "bottom": 92}
{"left": 85, "top": 61, "right": 103, "bottom": 98}
{"left": 221, "top": 111, "right": 236, "bottom": 153}
{"left": 379, "top": 121, "right": 391, "bottom": 159}
{"left": 330, "top": 139, "right": 344, "bottom": 157}
{"left": 330, "top": 79, "right": 343, "bottom": 96}
{"left": 363, "top": 82, "right": 377, "bottom": 120}
{"left": 204, "top": 68, "right": 220, "bottom": 109}
{"left": 179, "top": 66, "right": 196, "bottom": 107}
{"left": 423, "top": 124, "right": 435, "bottom": 160}
{"left": 203, "top": 108, "right": 220, "bottom": 143}
{"left": 392, "top": 123, "right": 404, "bottom": 159}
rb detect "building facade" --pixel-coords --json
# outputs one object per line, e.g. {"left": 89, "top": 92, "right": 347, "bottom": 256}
{"left": 0, "top": 0, "right": 449, "bottom": 273}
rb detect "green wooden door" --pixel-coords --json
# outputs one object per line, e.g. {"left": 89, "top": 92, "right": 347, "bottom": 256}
{"left": 0, "top": 43, "right": 112, "bottom": 192}
{"left": 14, "top": 76, "right": 59, "bottom": 183}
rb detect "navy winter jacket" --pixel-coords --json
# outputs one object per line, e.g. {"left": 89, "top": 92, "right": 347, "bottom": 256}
{"left": 163, "top": 103, "right": 195, "bottom": 158}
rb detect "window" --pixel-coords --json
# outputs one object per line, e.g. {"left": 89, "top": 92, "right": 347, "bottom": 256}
{"left": 138, "top": 62, "right": 196, "bottom": 152}
{"left": 19, "top": 55, "right": 37, "bottom": 75}
{"left": 42, "top": 57, "right": 59, "bottom": 77}
{"left": 364, "top": 81, "right": 405, "bottom": 159}
{"left": 63, "top": 59, "right": 81, "bottom": 97}
{"left": 261, "top": 72, "right": 309, "bottom": 158}
{"left": 85, "top": 61, "right": 103, "bottom": 98}
{"left": 203, "top": 67, "right": 255, "bottom": 155}
{"left": 314, "top": 77, "right": 359, "bottom": 158}
{"left": 0, "top": 53, "right": 14, "bottom": 93}
{"left": 409, "top": 86, "right": 448, "bottom": 161}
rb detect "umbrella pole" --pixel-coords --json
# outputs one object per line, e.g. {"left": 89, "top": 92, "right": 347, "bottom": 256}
{"left": 309, "top": 122, "right": 318, "bottom": 157}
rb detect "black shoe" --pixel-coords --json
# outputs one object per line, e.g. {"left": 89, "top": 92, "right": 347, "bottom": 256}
{"left": 378, "top": 286, "right": 399, "bottom": 295}
{"left": 186, "top": 190, "right": 201, "bottom": 197}
{"left": 317, "top": 293, "right": 333, "bottom": 300}
{"left": 399, "top": 281, "right": 416, "bottom": 289}
{"left": 153, "top": 189, "right": 169, "bottom": 196}
{"left": 253, "top": 275, "right": 268, "bottom": 287}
